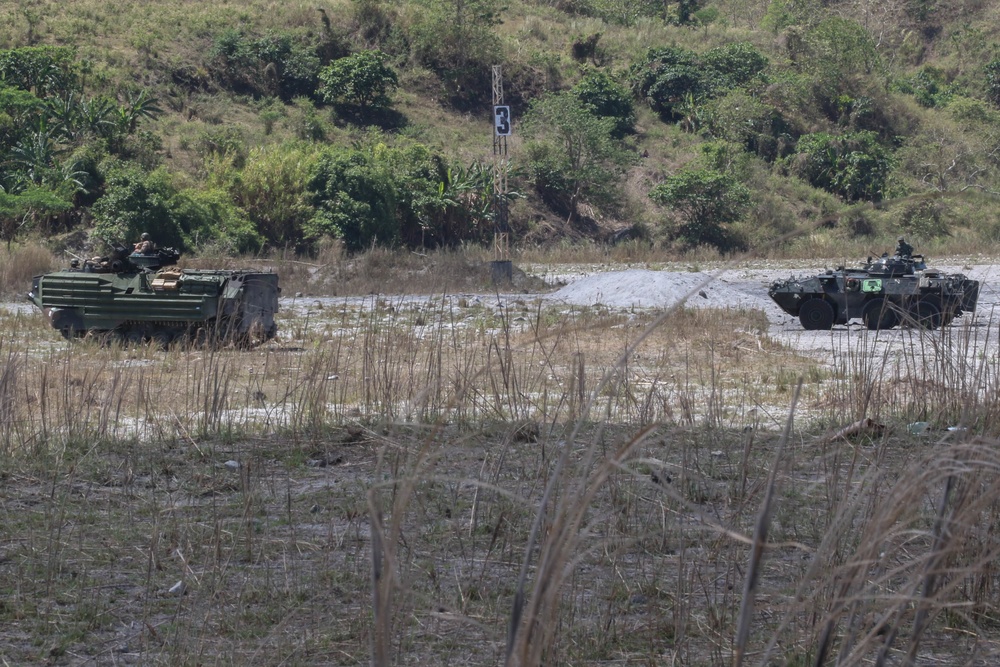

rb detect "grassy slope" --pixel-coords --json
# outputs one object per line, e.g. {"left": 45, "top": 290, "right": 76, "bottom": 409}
{"left": 3, "top": 0, "right": 1000, "bottom": 257}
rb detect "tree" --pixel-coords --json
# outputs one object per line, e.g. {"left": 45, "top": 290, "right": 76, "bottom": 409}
{"left": 628, "top": 47, "right": 704, "bottom": 119}
{"left": 706, "top": 90, "right": 778, "bottom": 157}
{"left": 318, "top": 50, "right": 398, "bottom": 112}
{"left": 572, "top": 70, "right": 635, "bottom": 138}
{"left": 416, "top": 161, "right": 497, "bottom": 247}
{"left": 701, "top": 42, "right": 769, "bottom": 90}
{"left": 986, "top": 58, "right": 1000, "bottom": 108}
{"left": 0, "top": 46, "right": 77, "bottom": 98}
{"left": 628, "top": 43, "right": 769, "bottom": 121}
{"left": 209, "top": 29, "right": 323, "bottom": 100}
{"left": 305, "top": 148, "right": 399, "bottom": 251}
{"left": 0, "top": 186, "right": 71, "bottom": 249}
{"left": 166, "top": 188, "right": 263, "bottom": 254}
{"left": 522, "top": 91, "right": 636, "bottom": 221}
{"left": 676, "top": 0, "right": 698, "bottom": 25}
{"left": 792, "top": 16, "right": 880, "bottom": 117}
{"left": 209, "top": 145, "right": 319, "bottom": 248}
{"left": 649, "top": 168, "right": 750, "bottom": 250}
{"left": 302, "top": 138, "right": 504, "bottom": 251}
{"left": 91, "top": 163, "right": 180, "bottom": 248}
{"left": 6, "top": 126, "right": 90, "bottom": 214}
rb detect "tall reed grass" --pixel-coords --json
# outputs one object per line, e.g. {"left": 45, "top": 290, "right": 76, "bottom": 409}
{"left": 3, "top": 292, "right": 1000, "bottom": 664}
{"left": 0, "top": 243, "right": 55, "bottom": 297}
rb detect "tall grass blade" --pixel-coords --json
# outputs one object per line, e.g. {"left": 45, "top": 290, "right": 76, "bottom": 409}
{"left": 734, "top": 379, "right": 801, "bottom": 667}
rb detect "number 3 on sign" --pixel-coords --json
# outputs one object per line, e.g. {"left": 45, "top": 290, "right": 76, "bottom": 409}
{"left": 494, "top": 106, "right": 511, "bottom": 136}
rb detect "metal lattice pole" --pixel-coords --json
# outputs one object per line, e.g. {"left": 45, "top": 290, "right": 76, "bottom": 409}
{"left": 492, "top": 65, "right": 509, "bottom": 264}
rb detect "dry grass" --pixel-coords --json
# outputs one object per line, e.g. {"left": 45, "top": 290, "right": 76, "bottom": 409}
{"left": 181, "top": 244, "right": 544, "bottom": 298}
{"left": 4, "top": 257, "right": 1000, "bottom": 665}
{"left": 0, "top": 244, "right": 56, "bottom": 297}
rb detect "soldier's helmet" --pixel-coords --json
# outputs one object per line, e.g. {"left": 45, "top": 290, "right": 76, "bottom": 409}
{"left": 898, "top": 236, "right": 905, "bottom": 241}
{"left": 141, "top": 233, "right": 150, "bottom": 241}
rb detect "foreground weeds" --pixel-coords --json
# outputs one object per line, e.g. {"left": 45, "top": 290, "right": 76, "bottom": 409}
{"left": 2, "top": 298, "right": 1000, "bottom": 664}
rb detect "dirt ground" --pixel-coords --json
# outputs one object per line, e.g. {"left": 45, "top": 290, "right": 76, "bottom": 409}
{"left": 4, "top": 257, "right": 1000, "bottom": 665}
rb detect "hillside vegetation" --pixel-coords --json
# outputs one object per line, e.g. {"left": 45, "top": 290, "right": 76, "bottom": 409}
{"left": 3, "top": 0, "right": 1000, "bottom": 259}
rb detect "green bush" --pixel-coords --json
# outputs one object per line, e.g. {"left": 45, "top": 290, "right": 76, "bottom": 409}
{"left": 207, "top": 145, "right": 320, "bottom": 249}
{"left": 701, "top": 43, "right": 769, "bottom": 90}
{"left": 522, "top": 91, "right": 636, "bottom": 220}
{"left": 0, "top": 85, "right": 43, "bottom": 152}
{"left": 572, "top": 70, "right": 635, "bottom": 138}
{"left": 209, "top": 29, "right": 323, "bottom": 100}
{"left": 318, "top": 50, "right": 398, "bottom": 112}
{"left": 407, "top": 0, "right": 503, "bottom": 109}
{"left": 790, "top": 131, "right": 894, "bottom": 202}
{"left": 649, "top": 167, "right": 751, "bottom": 250}
{"left": 167, "top": 188, "right": 263, "bottom": 254}
{"left": 628, "top": 47, "right": 704, "bottom": 119}
{"left": 628, "top": 43, "right": 769, "bottom": 120}
{"left": 0, "top": 46, "right": 77, "bottom": 98}
{"left": 985, "top": 57, "right": 1000, "bottom": 108}
{"left": 794, "top": 17, "right": 881, "bottom": 120}
{"left": 196, "top": 127, "right": 248, "bottom": 167}
{"left": 0, "top": 186, "right": 72, "bottom": 248}
{"left": 93, "top": 161, "right": 266, "bottom": 253}
{"left": 895, "top": 67, "right": 952, "bottom": 108}
{"left": 947, "top": 95, "right": 998, "bottom": 124}
{"left": 705, "top": 90, "right": 775, "bottom": 151}
{"left": 899, "top": 199, "right": 950, "bottom": 239}
{"left": 760, "top": 0, "right": 819, "bottom": 32}
{"left": 306, "top": 147, "right": 399, "bottom": 251}
{"left": 63, "top": 141, "right": 108, "bottom": 207}
{"left": 91, "top": 163, "right": 180, "bottom": 247}
{"left": 303, "top": 137, "right": 496, "bottom": 251}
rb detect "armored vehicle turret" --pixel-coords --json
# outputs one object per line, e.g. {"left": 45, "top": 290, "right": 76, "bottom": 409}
{"left": 28, "top": 244, "right": 279, "bottom": 347}
{"left": 768, "top": 249, "right": 979, "bottom": 331}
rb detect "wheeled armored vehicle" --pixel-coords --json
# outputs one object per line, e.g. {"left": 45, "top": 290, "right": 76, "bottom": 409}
{"left": 28, "top": 244, "right": 279, "bottom": 346}
{"left": 768, "top": 252, "right": 979, "bottom": 331}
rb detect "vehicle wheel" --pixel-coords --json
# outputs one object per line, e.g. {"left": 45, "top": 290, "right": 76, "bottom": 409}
{"left": 125, "top": 329, "right": 145, "bottom": 346}
{"left": 193, "top": 327, "right": 214, "bottom": 349}
{"left": 91, "top": 330, "right": 124, "bottom": 347}
{"left": 935, "top": 295, "right": 957, "bottom": 326}
{"left": 151, "top": 330, "right": 173, "bottom": 351}
{"left": 910, "top": 299, "right": 942, "bottom": 329}
{"left": 52, "top": 311, "right": 84, "bottom": 340}
{"left": 798, "top": 298, "right": 835, "bottom": 330}
{"left": 862, "top": 298, "right": 898, "bottom": 330}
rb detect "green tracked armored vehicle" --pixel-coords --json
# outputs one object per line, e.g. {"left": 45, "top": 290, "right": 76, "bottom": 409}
{"left": 28, "top": 244, "right": 279, "bottom": 347}
{"left": 768, "top": 251, "right": 979, "bottom": 331}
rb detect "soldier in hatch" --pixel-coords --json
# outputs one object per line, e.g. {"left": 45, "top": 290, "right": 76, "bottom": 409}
{"left": 895, "top": 236, "right": 913, "bottom": 258}
{"left": 133, "top": 232, "right": 155, "bottom": 254}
